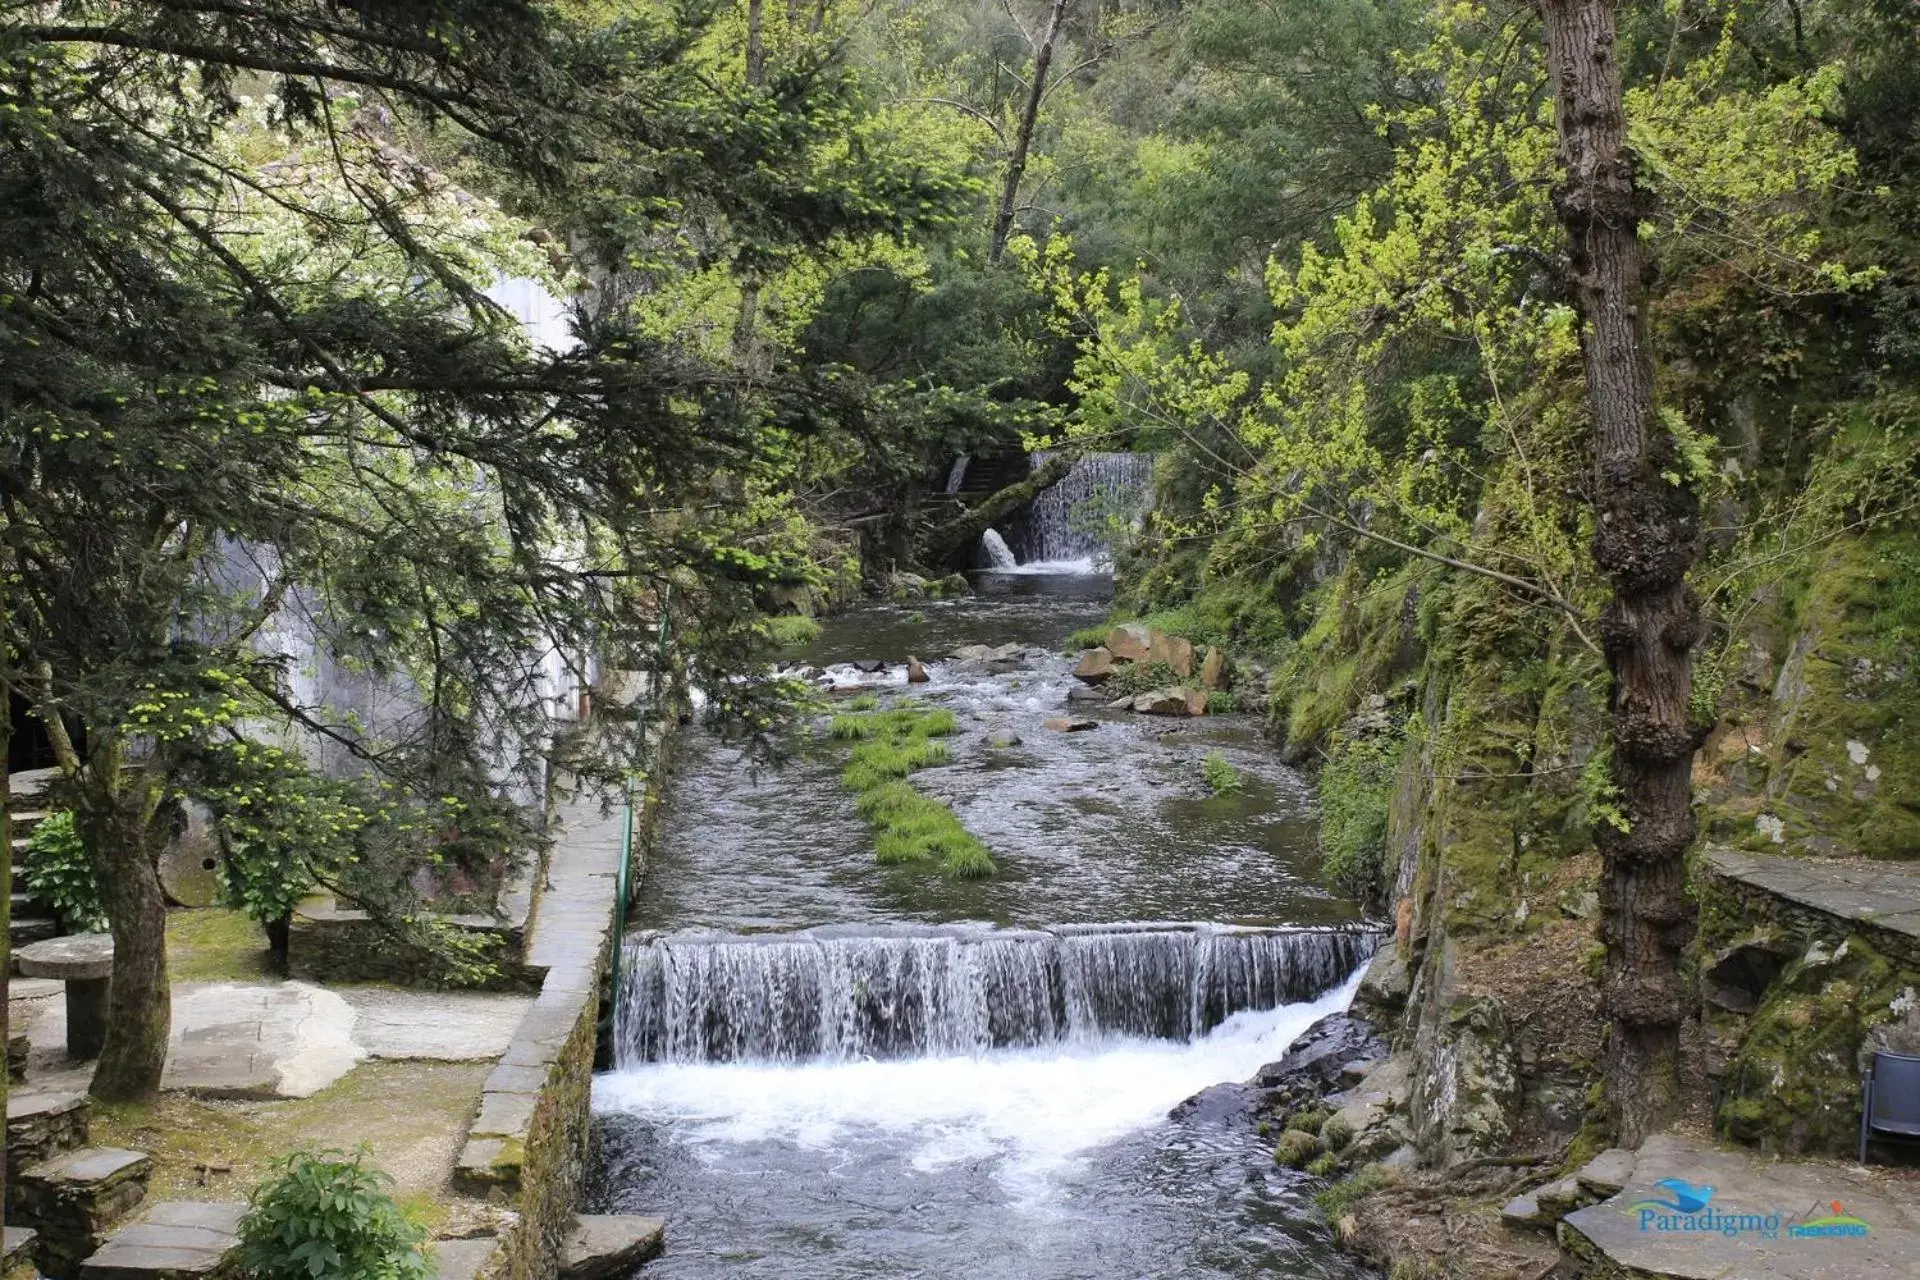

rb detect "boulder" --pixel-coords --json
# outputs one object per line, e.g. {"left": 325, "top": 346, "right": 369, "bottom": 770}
{"left": 986, "top": 727, "right": 1022, "bottom": 748}
{"left": 1183, "top": 688, "right": 1210, "bottom": 717}
{"left": 1105, "top": 696, "right": 1134, "bottom": 710}
{"left": 906, "top": 656, "right": 929, "bottom": 684}
{"left": 1134, "top": 688, "right": 1194, "bottom": 717}
{"left": 1043, "top": 717, "right": 1098, "bottom": 733}
{"left": 560, "top": 1215, "right": 666, "bottom": 1280}
{"left": 1064, "top": 684, "right": 1107, "bottom": 704}
{"left": 1107, "top": 623, "right": 1152, "bottom": 662}
{"left": 1072, "top": 647, "right": 1118, "bottom": 684}
{"left": 1148, "top": 631, "right": 1195, "bottom": 678}
{"left": 1501, "top": 1192, "right": 1553, "bottom": 1230}
{"left": 852, "top": 659, "right": 888, "bottom": 673}
{"left": 1355, "top": 947, "right": 1410, "bottom": 1015}
{"left": 1199, "top": 646, "right": 1227, "bottom": 690}
{"left": 952, "top": 644, "right": 993, "bottom": 661}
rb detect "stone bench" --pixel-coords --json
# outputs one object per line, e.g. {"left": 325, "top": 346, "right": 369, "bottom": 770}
{"left": 78, "top": 1202, "right": 245, "bottom": 1280}
{"left": 15, "top": 933, "right": 114, "bottom": 1060}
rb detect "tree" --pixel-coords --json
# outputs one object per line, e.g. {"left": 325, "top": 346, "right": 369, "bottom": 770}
{"left": 1, "top": 0, "right": 958, "bottom": 1100}
{"left": 990, "top": 0, "right": 1072, "bottom": 263}
{"left": 1535, "top": 0, "right": 1701, "bottom": 1146}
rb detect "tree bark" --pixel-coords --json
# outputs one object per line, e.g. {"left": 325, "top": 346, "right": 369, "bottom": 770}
{"left": 745, "top": 0, "right": 766, "bottom": 86}
{"left": 79, "top": 792, "right": 172, "bottom": 1102}
{"left": 988, "top": 0, "right": 1070, "bottom": 263}
{"left": 2, "top": 694, "right": 12, "bottom": 1215}
{"left": 1537, "top": 0, "right": 1702, "bottom": 1145}
{"left": 921, "top": 451, "right": 1077, "bottom": 564}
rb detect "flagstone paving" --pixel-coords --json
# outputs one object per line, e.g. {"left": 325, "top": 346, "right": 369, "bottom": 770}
{"left": 1560, "top": 1133, "right": 1920, "bottom": 1279}
{"left": 1705, "top": 848, "right": 1920, "bottom": 942}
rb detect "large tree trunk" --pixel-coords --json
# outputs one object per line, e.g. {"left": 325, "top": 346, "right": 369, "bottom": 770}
{"left": 1538, "top": 0, "right": 1702, "bottom": 1145}
{"left": 988, "top": 0, "right": 1070, "bottom": 263}
{"left": 2, "top": 696, "right": 12, "bottom": 1215}
{"left": 80, "top": 792, "right": 172, "bottom": 1102}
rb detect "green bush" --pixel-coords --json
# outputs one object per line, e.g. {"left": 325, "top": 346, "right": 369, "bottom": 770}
{"left": 21, "top": 811, "right": 108, "bottom": 933}
{"left": 1201, "top": 751, "right": 1245, "bottom": 796}
{"left": 237, "top": 1149, "right": 431, "bottom": 1280}
{"left": 1318, "top": 733, "right": 1400, "bottom": 900}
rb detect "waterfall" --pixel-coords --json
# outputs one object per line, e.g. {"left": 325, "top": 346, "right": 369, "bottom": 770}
{"left": 944, "top": 454, "right": 971, "bottom": 495}
{"left": 1015, "top": 452, "right": 1154, "bottom": 566}
{"left": 614, "top": 922, "right": 1378, "bottom": 1066}
{"left": 980, "top": 527, "right": 1018, "bottom": 569}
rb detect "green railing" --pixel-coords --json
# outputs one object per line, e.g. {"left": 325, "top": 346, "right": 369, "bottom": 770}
{"left": 605, "top": 586, "right": 672, "bottom": 1038}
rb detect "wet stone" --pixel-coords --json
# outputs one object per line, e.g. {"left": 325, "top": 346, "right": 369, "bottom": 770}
{"left": 559, "top": 1214, "right": 666, "bottom": 1280}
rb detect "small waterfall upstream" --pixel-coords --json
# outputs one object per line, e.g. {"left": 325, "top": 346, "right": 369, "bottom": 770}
{"left": 614, "top": 922, "right": 1377, "bottom": 1066}
{"left": 1012, "top": 451, "right": 1154, "bottom": 567}
{"left": 980, "top": 527, "right": 1018, "bottom": 569}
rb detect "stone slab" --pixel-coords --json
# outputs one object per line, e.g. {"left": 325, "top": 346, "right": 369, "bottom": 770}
{"left": 1706, "top": 847, "right": 1920, "bottom": 941}
{"left": 559, "top": 1214, "right": 666, "bottom": 1280}
{"left": 432, "top": 1236, "right": 500, "bottom": 1280}
{"left": 163, "top": 982, "right": 362, "bottom": 1099}
{"left": 79, "top": 1202, "right": 243, "bottom": 1279}
{"left": 339, "top": 988, "right": 533, "bottom": 1061}
{"left": 24, "top": 1146, "right": 150, "bottom": 1187}
{"left": 1560, "top": 1133, "right": 1920, "bottom": 1279}
{"left": 16, "top": 934, "right": 114, "bottom": 981}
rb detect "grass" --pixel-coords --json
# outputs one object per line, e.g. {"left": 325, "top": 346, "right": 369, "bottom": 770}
{"left": 91, "top": 1059, "right": 486, "bottom": 1224}
{"left": 168, "top": 908, "right": 275, "bottom": 983}
{"left": 828, "top": 702, "right": 995, "bottom": 879}
{"left": 1202, "top": 751, "right": 1246, "bottom": 796}
{"left": 761, "top": 614, "right": 822, "bottom": 652}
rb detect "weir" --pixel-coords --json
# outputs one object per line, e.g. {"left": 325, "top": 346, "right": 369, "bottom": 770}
{"left": 613, "top": 922, "right": 1377, "bottom": 1066}
{"left": 1013, "top": 451, "right": 1154, "bottom": 565}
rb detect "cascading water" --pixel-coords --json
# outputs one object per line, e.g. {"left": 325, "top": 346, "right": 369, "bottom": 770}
{"left": 615, "top": 923, "right": 1377, "bottom": 1066}
{"left": 944, "top": 453, "right": 971, "bottom": 495}
{"left": 979, "top": 527, "right": 1019, "bottom": 569}
{"left": 1013, "top": 451, "right": 1154, "bottom": 567}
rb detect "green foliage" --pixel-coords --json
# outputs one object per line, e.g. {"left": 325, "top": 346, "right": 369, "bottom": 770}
{"left": 845, "top": 694, "right": 881, "bottom": 712}
{"left": 1318, "top": 734, "right": 1401, "bottom": 900}
{"left": 21, "top": 811, "right": 108, "bottom": 934}
{"left": 1201, "top": 751, "right": 1246, "bottom": 796}
{"left": 1313, "top": 1163, "right": 1396, "bottom": 1220}
{"left": 829, "top": 702, "right": 994, "bottom": 878}
{"left": 237, "top": 1149, "right": 431, "bottom": 1280}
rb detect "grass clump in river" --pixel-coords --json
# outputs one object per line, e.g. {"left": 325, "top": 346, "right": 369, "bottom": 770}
{"left": 1202, "top": 751, "right": 1246, "bottom": 796}
{"left": 830, "top": 704, "right": 995, "bottom": 879}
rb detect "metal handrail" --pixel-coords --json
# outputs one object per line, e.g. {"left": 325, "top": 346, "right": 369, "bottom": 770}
{"left": 605, "top": 586, "right": 672, "bottom": 1042}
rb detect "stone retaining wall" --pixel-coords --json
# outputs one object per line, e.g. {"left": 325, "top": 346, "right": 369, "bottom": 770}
{"left": 289, "top": 906, "right": 538, "bottom": 990}
{"left": 446, "top": 723, "right": 671, "bottom": 1280}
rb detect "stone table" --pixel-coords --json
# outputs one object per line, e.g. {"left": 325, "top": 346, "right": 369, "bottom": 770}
{"left": 15, "top": 934, "right": 113, "bottom": 1060}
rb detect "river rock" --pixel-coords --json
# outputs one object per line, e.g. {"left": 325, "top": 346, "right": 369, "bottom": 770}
{"left": 1200, "top": 646, "right": 1227, "bottom": 690}
{"left": 1064, "top": 684, "right": 1106, "bottom": 704}
{"left": 1107, "top": 623, "right": 1152, "bottom": 661}
{"left": 986, "top": 727, "right": 1022, "bottom": 748}
{"left": 1134, "top": 688, "right": 1194, "bottom": 717}
{"left": 560, "top": 1214, "right": 665, "bottom": 1280}
{"left": 1106, "top": 695, "right": 1134, "bottom": 710}
{"left": 1250, "top": 1013, "right": 1387, "bottom": 1100}
{"left": 906, "top": 656, "right": 929, "bottom": 683}
{"left": 952, "top": 644, "right": 994, "bottom": 661}
{"left": 1183, "top": 688, "right": 1210, "bottom": 717}
{"left": 1148, "top": 631, "right": 1195, "bottom": 678}
{"left": 1043, "top": 717, "right": 1097, "bottom": 732}
{"left": 1072, "top": 647, "right": 1117, "bottom": 684}
{"left": 853, "top": 659, "right": 888, "bottom": 673}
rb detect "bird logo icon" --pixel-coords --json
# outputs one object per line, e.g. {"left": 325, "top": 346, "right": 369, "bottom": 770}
{"left": 1632, "top": 1178, "right": 1716, "bottom": 1214}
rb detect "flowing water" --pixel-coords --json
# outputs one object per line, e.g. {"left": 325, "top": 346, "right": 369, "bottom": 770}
{"left": 592, "top": 577, "right": 1379, "bottom": 1278}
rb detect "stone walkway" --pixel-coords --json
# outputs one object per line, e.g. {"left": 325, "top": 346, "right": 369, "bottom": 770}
{"left": 1706, "top": 848, "right": 1920, "bottom": 941}
{"left": 13, "top": 980, "right": 532, "bottom": 1097}
{"left": 1561, "top": 1133, "right": 1920, "bottom": 1279}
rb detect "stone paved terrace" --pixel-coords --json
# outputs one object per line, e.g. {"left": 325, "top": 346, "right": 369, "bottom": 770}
{"left": 78, "top": 1202, "right": 243, "bottom": 1278}
{"left": 1561, "top": 1133, "right": 1920, "bottom": 1278}
{"left": 1705, "top": 848, "right": 1920, "bottom": 941}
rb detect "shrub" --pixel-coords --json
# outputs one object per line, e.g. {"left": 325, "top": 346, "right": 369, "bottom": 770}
{"left": 21, "top": 811, "right": 108, "bottom": 933}
{"left": 1201, "top": 751, "right": 1245, "bottom": 796}
{"left": 1318, "top": 733, "right": 1401, "bottom": 900}
{"left": 237, "top": 1149, "right": 431, "bottom": 1280}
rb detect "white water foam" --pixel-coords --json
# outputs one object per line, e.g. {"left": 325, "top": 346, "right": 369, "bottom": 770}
{"left": 984, "top": 556, "right": 1104, "bottom": 575}
{"left": 595, "top": 968, "right": 1362, "bottom": 1207}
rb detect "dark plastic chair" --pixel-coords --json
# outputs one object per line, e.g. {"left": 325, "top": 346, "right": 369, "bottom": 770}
{"left": 1858, "top": 1050, "right": 1920, "bottom": 1164}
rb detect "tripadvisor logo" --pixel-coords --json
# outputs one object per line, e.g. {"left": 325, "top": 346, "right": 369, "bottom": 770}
{"left": 1628, "top": 1179, "right": 1872, "bottom": 1241}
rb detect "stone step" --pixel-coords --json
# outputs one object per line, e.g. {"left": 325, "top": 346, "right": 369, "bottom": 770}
{"left": 431, "top": 1237, "right": 500, "bottom": 1280}
{"left": 3, "top": 1226, "right": 38, "bottom": 1280}
{"left": 15, "top": 1146, "right": 152, "bottom": 1278}
{"left": 7, "top": 1092, "right": 92, "bottom": 1180}
{"left": 11, "top": 916, "right": 60, "bottom": 947}
{"left": 9, "top": 809, "right": 50, "bottom": 834}
{"left": 78, "top": 1202, "right": 244, "bottom": 1280}
{"left": 560, "top": 1215, "right": 666, "bottom": 1280}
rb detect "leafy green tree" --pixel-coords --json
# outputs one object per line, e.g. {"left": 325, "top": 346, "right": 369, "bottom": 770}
{"left": 0, "top": 0, "right": 960, "bottom": 1100}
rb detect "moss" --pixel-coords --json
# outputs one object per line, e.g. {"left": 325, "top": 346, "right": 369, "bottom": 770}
{"left": 1320, "top": 1113, "right": 1355, "bottom": 1153}
{"left": 761, "top": 614, "right": 822, "bottom": 652}
{"left": 1313, "top": 1163, "right": 1396, "bottom": 1220}
{"left": 1284, "top": 1106, "right": 1332, "bottom": 1134}
{"left": 1305, "top": 1152, "right": 1340, "bottom": 1177}
{"left": 91, "top": 1059, "right": 487, "bottom": 1207}
{"left": 168, "top": 908, "right": 275, "bottom": 984}
{"left": 1715, "top": 932, "right": 1918, "bottom": 1154}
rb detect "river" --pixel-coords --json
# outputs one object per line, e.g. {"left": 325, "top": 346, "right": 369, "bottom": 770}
{"left": 590, "top": 572, "right": 1377, "bottom": 1278}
